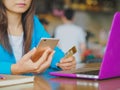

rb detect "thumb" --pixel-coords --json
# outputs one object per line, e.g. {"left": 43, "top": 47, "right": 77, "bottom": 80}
{"left": 23, "top": 47, "right": 36, "bottom": 59}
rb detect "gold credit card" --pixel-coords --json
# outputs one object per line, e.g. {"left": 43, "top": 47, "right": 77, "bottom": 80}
{"left": 65, "top": 46, "right": 77, "bottom": 58}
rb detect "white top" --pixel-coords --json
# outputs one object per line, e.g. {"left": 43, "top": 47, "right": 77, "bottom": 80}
{"left": 54, "top": 23, "right": 86, "bottom": 63}
{"left": 8, "top": 33, "right": 24, "bottom": 62}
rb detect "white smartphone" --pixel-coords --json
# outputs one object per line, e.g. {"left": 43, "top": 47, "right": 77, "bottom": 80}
{"left": 31, "top": 38, "right": 59, "bottom": 62}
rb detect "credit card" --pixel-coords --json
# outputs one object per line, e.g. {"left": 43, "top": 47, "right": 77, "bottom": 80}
{"left": 65, "top": 46, "right": 77, "bottom": 58}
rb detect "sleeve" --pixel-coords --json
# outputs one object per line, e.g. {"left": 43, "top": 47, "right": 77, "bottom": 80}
{"left": 33, "top": 16, "right": 65, "bottom": 70}
{"left": 50, "top": 47, "right": 64, "bottom": 70}
{"left": 0, "top": 45, "right": 15, "bottom": 74}
{"left": 0, "top": 62, "right": 12, "bottom": 74}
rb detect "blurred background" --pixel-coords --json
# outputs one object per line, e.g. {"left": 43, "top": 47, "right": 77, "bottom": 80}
{"left": 35, "top": 0, "right": 120, "bottom": 63}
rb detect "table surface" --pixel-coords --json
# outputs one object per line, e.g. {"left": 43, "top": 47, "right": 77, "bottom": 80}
{"left": 1, "top": 63, "right": 120, "bottom": 90}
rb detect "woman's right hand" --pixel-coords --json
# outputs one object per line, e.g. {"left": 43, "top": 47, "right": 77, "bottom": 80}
{"left": 11, "top": 47, "right": 54, "bottom": 75}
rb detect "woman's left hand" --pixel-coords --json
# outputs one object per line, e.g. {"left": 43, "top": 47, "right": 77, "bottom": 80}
{"left": 57, "top": 56, "right": 76, "bottom": 70}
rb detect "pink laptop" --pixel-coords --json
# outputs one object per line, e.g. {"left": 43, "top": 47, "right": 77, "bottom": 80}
{"left": 50, "top": 12, "right": 120, "bottom": 80}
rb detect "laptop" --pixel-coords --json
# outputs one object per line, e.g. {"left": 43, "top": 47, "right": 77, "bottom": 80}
{"left": 50, "top": 12, "right": 120, "bottom": 80}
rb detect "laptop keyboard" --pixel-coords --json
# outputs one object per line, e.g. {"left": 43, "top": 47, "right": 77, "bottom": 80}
{"left": 75, "top": 70, "right": 99, "bottom": 75}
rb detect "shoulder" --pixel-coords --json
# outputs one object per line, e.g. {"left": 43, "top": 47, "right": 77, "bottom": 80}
{"left": 32, "top": 15, "right": 50, "bottom": 44}
{"left": 33, "top": 15, "right": 49, "bottom": 36}
{"left": 33, "top": 15, "right": 44, "bottom": 36}
{"left": 73, "top": 25, "right": 85, "bottom": 32}
{"left": 55, "top": 24, "right": 67, "bottom": 32}
{"left": 33, "top": 15, "right": 43, "bottom": 28}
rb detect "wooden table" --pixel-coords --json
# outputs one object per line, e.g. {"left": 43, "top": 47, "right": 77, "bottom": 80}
{"left": 1, "top": 63, "right": 120, "bottom": 90}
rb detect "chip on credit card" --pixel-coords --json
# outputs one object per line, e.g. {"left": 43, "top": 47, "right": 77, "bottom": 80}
{"left": 64, "top": 46, "right": 77, "bottom": 58}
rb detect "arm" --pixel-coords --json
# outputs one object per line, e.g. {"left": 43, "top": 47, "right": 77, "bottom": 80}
{"left": 11, "top": 47, "right": 55, "bottom": 75}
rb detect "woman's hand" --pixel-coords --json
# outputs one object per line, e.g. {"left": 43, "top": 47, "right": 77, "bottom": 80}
{"left": 11, "top": 47, "right": 54, "bottom": 74}
{"left": 57, "top": 56, "right": 76, "bottom": 70}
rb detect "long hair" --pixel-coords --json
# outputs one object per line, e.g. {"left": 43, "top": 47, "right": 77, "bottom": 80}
{"left": 0, "top": 0, "right": 36, "bottom": 54}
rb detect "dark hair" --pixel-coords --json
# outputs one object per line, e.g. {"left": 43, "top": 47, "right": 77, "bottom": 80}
{"left": 0, "top": 0, "right": 36, "bottom": 54}
{"left": 64, "top": 8, "right": 74, "bottom": 20}
{"left": 39, "top": 18, "right": 49, "bottom": 25}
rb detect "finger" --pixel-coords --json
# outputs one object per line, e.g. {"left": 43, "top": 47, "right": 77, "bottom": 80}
{"left": 34, "top": 51, "right": 55, "bottom": 73}
{"left": 23, "top": 47, "right": 36, "bottom": 60}
{"left": 41, "top": 51, "right": 55, "bottom": 67}
{"left": 57, "top": 64, "right": 65, "bottom": 70}
{"left": 60, "top": 56, "right": 75, "bottom": 63}
{"left": 58, "top": 58, "right": 76, "bottom": 67}
{"left": 57, "top": 61, "right": 75, "bottom": 68}
{"left": 64, "top": 66, "right": 72, "bottom": 70}
{"left": 58, "top": 62, "right": 73, "bottom": 67}
{"left": 57, "top": 63, "right": 68, "bottom": 70}
{"left": 35, "top": 48, "right": 52, "bottom": 64}
{"left": 58, "top": 63, "right": 75, "bottom": 70}
{"left": 57, "top": 60, "right": 76, "bottom": 70}
{"left": 31, "top": 48, "right": 53, "bottom": 71}
{"left": 65, "top": 66, "right": 76, "bottom": 70}
{"left": 67, "top": 61, "right": 76, "bottom": 69}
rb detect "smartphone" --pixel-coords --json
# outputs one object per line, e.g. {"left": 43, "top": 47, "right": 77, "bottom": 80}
{"left": 64, "top": 46, "right": 77, "bottom": 58}
{"left": 31, "top": 38, "right": 59, "bottom": 62}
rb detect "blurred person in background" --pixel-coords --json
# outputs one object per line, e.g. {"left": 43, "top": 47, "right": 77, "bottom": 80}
{"left": 54, "top": 8, "right": 86, "bottom": 65}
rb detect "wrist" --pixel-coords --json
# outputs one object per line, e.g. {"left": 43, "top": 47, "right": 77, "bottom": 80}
{"left": 11, "top": 64, "right": 21, "bottom": 75}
